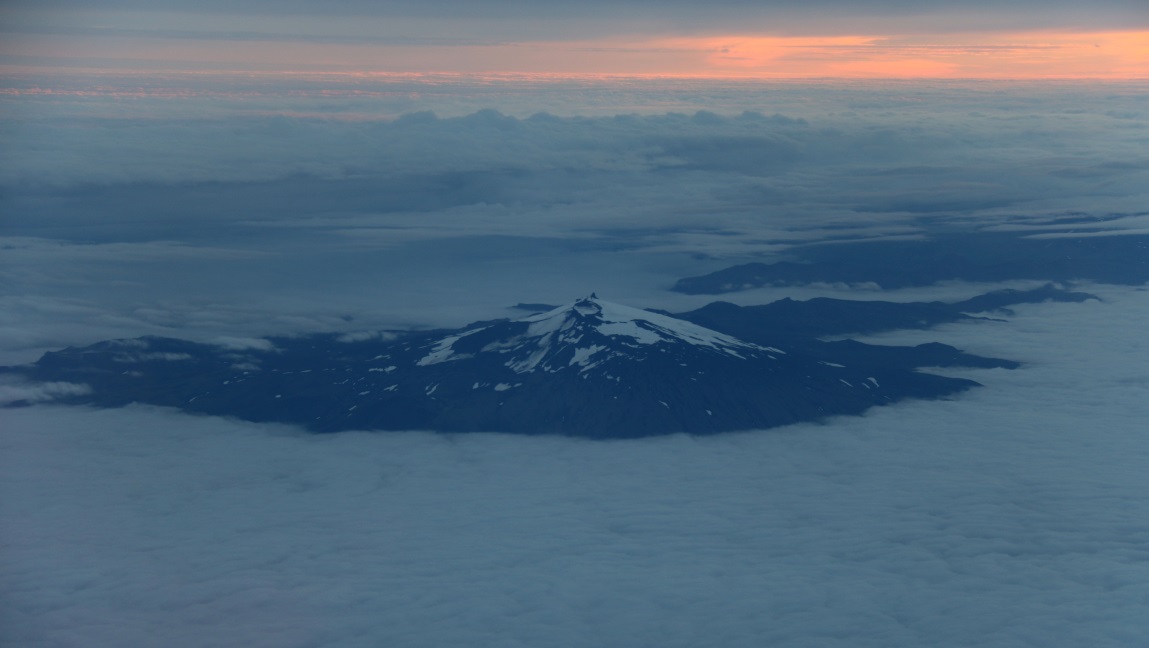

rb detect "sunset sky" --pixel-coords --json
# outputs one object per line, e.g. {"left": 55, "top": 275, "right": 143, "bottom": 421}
{"left": 5, "top": 3, "right": 1149, "bottom": 648}
{"left": 3, "top": 0, "right": 1147, "bottom": 78}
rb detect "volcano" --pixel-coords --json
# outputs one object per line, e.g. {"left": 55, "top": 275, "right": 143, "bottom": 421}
{"left": 2, "top": 295, "right": 1002, "bottom": 438}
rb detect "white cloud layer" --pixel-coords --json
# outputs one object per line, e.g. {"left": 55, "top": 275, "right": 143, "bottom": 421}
{"left": 2, "top": 70, "right": 1147, "bottom": 645}
{"left": 0, "top": 379, "right": 90, "bottom": 405}
{"left": 2, "top": 286, "right": 1147, "bottom": 647}
{"left": 2, "top": 79, "right": 1146, "bottom": 361}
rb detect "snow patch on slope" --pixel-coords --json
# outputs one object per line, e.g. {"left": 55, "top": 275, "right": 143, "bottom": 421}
{"left": 417, "top": 327, "right": 487, "bottom": 366}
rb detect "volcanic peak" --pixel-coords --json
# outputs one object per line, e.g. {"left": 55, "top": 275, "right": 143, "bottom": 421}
{"left": 416, "top": 294, "right": 782, "bottom": 375}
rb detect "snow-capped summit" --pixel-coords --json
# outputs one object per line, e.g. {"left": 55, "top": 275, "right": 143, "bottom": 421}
{"left": 416, "top": 294, "right": 782, "bottom": 375}
{"left": 525, "top": 295, "right": 778, "bottom": 356}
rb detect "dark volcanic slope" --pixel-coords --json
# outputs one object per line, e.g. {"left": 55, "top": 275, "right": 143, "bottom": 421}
{"left": 670, "top": 284, "right": 1097, "bottom": 341}
{"left": 672, "top": 230, "right": 1149, "bottom": 294}
{"left": 1, "top": 295, "right": 1017, "bottom": 438}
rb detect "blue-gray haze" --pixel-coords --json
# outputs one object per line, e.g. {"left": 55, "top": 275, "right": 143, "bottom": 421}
{"left": 2, "top": 77, "right": 1148, "bottom": 646}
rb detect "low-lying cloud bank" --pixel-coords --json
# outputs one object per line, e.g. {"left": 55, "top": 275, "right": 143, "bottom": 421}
{"left": 0, "top": 378, "right": 90, "bottom": 405}
{"left": 2, "top": 80, "right": 1146, "bottom": 362}
{"left": 2, "top": 286, "right": 1147, "bottom": 647}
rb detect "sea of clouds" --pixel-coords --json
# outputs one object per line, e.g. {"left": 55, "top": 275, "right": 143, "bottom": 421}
{"left": 2, "top": 76, "right": 1149, "bottom": 646}
{"left": 2, "top": 285, "right": 1147, "bottom": 647}
{"left": 2, "top": 77, "right": 1147, "bottom": 362}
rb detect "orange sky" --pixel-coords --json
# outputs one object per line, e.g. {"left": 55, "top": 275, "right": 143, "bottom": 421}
{"left": 2, "top": 24, "right": 1147, "bottom": 78}
{"left": 660, "top": 31, "right": 1149, "bottom": 78}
